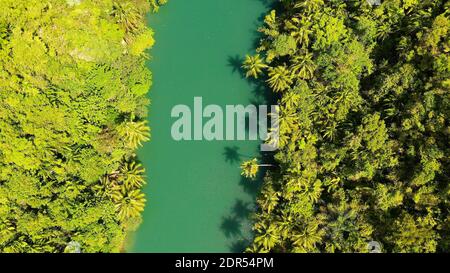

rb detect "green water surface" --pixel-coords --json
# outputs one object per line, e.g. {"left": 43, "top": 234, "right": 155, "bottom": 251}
{"left": 129, "top": 0, "right": 269, "bottom": 253}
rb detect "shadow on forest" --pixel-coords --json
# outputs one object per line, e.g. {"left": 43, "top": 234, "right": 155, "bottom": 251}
{"left": 219, "top": 0, "right": 281, "bottom": 253}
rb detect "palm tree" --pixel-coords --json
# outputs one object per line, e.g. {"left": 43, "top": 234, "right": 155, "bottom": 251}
{"left": 285, "top": 17, "right": 312, "bottom": 48}
{"left": 119, "top": 161, "right": 146, "bottom": 189}
{"left": 376, "top": 23, "right": 391, "bottom": 41}
{"left": 242, "top": 54, "right": 268, "bottom": 79}
{"left": 303, "top": 180, "right": 323, "bottom": 203}
{"left": 291, "top": 222, "right": 324, "bottom": 252}
{"left": 111, "top": 1, "right": 142, "bottom": 33}
{"left": 245, "top": 243, "right": 268, "bottom": 253}
{"left": 240, "top": 158, "right": 273, "bottom": 180}
{"left": 259, "top": 10, "right": 278, "bottom": 38}
{"left": 258, "top": 186, "right": 280, "bottom": 214}
{"left": 294, "top": 0, "right": 324, "bottom": 13}
{"left": 323, "top": 120, "right": 338, "bottom": 140}
{"left": 112, "top": 187, "right": 146, "bottom": 221}
{"left": 240, "top": 158, "right": 259, "bottom": 179}
{"left": 267, "top": 65, "right": 293, "bottom": 92}
{"left": 117, "top": 120, "right": 150, "bottom": 149}
{"left": 93, "top": 176, "right": 118, "bottom": 198}
{"left": 254, "top": 221, "right": 280, "bottom": 251}
{"left": 290, "top": 52, "right": 316, "bottom": 79}
{"left": 281, "top": 91, "right": 301, "bottom": 109}
{"left": 276, "top": 105, "right": 299, "bottom": 136}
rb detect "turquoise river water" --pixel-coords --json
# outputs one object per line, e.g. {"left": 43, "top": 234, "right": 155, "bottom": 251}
{"left": 128, "top": 0, "right": 270, "bottom": 253}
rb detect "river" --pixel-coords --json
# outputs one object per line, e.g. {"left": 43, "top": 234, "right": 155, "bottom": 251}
{"left": 127, "top": 0, "right": 270, "bottom": 253}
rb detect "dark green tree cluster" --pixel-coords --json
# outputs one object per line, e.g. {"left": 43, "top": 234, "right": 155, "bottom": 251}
{"left": 0, "top": 0, "right": 161, "bottom": 252}
{"left": 243, "top": 0, "right": 449, "bottom": 252}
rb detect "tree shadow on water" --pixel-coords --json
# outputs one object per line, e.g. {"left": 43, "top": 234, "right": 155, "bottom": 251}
{"left": 220, "top": 0, "right": 280, "bottom": 253}
{"left": 253, "top": 0, "right": 278, "bottom": 10}
{"left": 220, "top": 199, "right": 257, "bottom": 252}
{"left": 239, "top": 172, "right": 264, "bottom": 196}
{"left": 229, "top": 239, "right": 252, "bottom": 253}
{"left": 221, "top": 215, "right": 242, "bottom": 238}
{"left": 227, "top": 55, "right": 245, "bottom": 77}
{"left": 220, "top": 171, "right": 265, "bottom": 252}
{"left": 223, "top": 146, "right": 241, "bottom": 164}
{"left": 223, "top": 146, "right": 255, "bottom": 165}
{"left": 233, "top": 199, "right": 254, "bottom": 219}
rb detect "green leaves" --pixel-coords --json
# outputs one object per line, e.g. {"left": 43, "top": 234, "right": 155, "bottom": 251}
{"left": 130, "top": 29, "right": 155, "bottom": 56}
{"left": 93, "top": 159, "right": 148, "bottom": 226}
{"left": 120, "top": 161, "right": 146, "bottom": 189}
{"left": 112, "top": 188, "right": 146, "bottom": 221}
{"left": 387, "top": 212, "right": 440, "bottom": 253}
{"left": 247, "top": 0, "right": 449, "bottom": 253}
{"left": 267, "top": 65, "right": 293, "bottom": 92}
{"left": 112, "top": 1, "right": 142, "bottom": 33}
{"left": 253, "top": 221, "right": 281, "bottom": 251}
{"left": 117, "top": 120, "right": 151, "bottom": 149}
{"left": 272, "top": 34, "right": 297, "bottom": 57}
{"left": 242, "top": 54, "right": 268, "bottom": 79}
{"left": 240, "top": 158, "right": 260, "bottom": 180}
{"left": 289, "top": 51, "right": 316, "bottom": 79}
{"left": 0, "top": 0, "right": 158, "bottom": 252}
{"left": 149, "top": 0, "right": 168, "bottom": 13}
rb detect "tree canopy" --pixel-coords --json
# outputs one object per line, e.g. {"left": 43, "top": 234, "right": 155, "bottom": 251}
{"left": 243, "top": 0, "right": 449, "bottom": 253}
{"left": 0, "top": 0, "right": 164, "bottom": 252}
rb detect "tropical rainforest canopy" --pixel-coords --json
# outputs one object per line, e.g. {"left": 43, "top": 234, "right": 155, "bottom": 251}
{"left": 0, "top": 0, "right": 166, "bottom": 252}
{"left": 241, "top": 0, "right": 449, "bottom": 253}
{"left": 0, "top": 0, "right": 448, "bottom": 254}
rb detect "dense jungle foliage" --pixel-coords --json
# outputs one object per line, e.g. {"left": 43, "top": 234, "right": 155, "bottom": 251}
{"left": 242, "top": 0, "right": 449, "bottom": 252}
{"left": 0, "top": 0, "right": 165, "bottom": 252}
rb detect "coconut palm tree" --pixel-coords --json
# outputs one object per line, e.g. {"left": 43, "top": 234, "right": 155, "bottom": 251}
{"left": 253, "top": 221, "right": 280, "bottom": 251}
{"left": 323, "top": 120, "right": 338, "bottom": 140}
{"left": 285, "top": 17, "right": 312, "bottom": 48}
{"left": 376, "top": 23, "right": 392, "bottom": 41}
{"left": 267, "top": 65, "right": 293, "bottom": 92}
{"left": 111, "top": 1, "right": 142, "bottom": 33}
{"left": 242, "top": 54, "right": 268, "bottom": 79}
{"left": 294, "top": 0, "right": 324, "bottom": 13}
{"left": 245, "top": 243, "right": 268, "bottom": 253}
{"left": 258, "top": 187, "right": 280, "bottom": 214}
{"left": 117, "top": 120, "right": 150, "bottom": 149}
{"left": 290, "top": 52, "right": 316, "bottom": 79}
{"left": 112, "top": 187, "right": 146, "bottom": 221}
{"left": 93, "top": 176, "right": 118, "bottom": 198}
{"left": 291, "top": 222, "right": 324, "bottom": 252}
{"left": 276, "top": 105, "right": 299, "bottom": 136}
{"left": 240, "top": 158, "right": 273, "bottom": 180}
{"left": 119, "top": 161, "right": 146, "bottom": 189}
{"left": 281, "top": 90, "right": 301, "bottom": 109}
{"left": 240, "top": 158, "right": 259, "bottom": 179}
